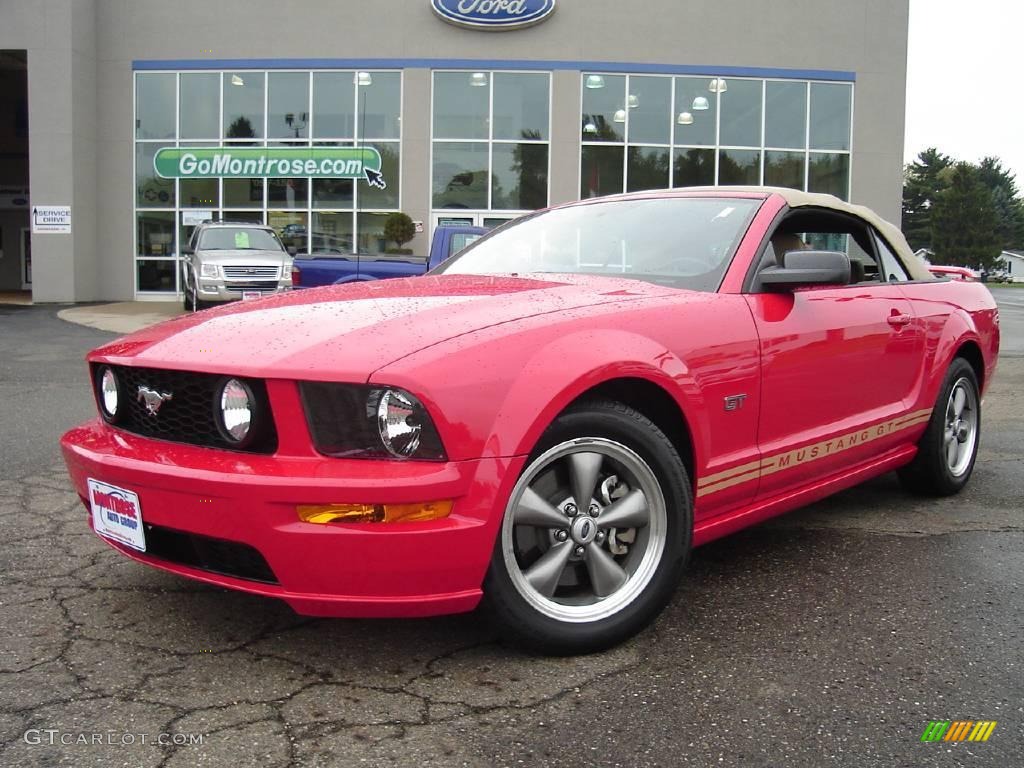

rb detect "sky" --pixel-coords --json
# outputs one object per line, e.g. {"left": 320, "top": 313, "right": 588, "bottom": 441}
{"left": 904, "top": 0, "right": 1024, "bottom": 182}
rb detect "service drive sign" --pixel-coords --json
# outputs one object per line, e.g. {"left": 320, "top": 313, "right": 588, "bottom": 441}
{"left": 32, "top": 205, "right": 72, "bottom": 233}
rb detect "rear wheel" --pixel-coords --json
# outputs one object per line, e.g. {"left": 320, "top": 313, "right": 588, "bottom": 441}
{"left": 483, "top": 400, "right": 691, "bottom": 654}
{"left": 898, "top": 357, "right": 980, "bottom": 496}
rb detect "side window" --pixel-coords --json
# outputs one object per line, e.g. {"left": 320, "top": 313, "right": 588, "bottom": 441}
{"left": 873, "top": 231, "right": 910, "bottom": 282}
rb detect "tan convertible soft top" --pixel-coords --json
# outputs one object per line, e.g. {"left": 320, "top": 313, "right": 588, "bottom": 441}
{"left": 678, "top": 186, "right": 933, "bottom": 281}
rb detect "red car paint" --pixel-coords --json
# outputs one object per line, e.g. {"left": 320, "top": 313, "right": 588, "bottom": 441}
{"left": 61, "top": 190, "right": 1000, "bottom": 618}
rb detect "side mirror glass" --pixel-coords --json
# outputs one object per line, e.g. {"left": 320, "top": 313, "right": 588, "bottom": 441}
{"left": 760, "top": 250, "right": 851, "bottom": 290}
{"left": 287, "top": 246, "right": 297, "bottom": 257}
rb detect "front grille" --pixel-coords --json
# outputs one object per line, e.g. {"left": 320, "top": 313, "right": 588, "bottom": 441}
{"left": 223, "top": 280, "right": 279, "bottom": 293}
{"left": 98, "top": 365, "right": 277, "bottom": 453}
{"left": 222, "top": 265, "right": 280, "bottom": 280}
{"left": 144, "top": 524, "right": 279, "bottom": 584}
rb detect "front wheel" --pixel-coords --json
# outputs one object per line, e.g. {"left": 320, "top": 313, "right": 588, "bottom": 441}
{"left": 898, "top": 357, "right": 981, "bottom": 496}
{"left": 483, "top": 400, "right": 691, "bottom": 654}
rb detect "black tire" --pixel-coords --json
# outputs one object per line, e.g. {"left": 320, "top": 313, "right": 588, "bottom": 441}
{"left": 483, "top": 399, "right": 692, "bottom": 655}
{"left": 898, "top": 357, "right": 981, "bottom": 496}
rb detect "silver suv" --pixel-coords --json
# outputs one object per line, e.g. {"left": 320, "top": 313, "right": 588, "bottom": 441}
{"left": 180, "top": 221, "right": 294, "bottom": 310}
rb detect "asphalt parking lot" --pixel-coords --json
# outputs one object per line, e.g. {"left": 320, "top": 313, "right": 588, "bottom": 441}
{"left": 1, "top": 290, "right": 1021, "bottom": 767}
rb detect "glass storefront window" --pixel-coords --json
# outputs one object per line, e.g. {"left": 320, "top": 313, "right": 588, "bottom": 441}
{"left": 361, "top": 142, "right": 400, "bottom": 209}
{"left": 137, "top": 259, "right": 177, "bottom": 292}
{"left": 313, "top": 178, "right": 354, "bottom": 209}
{"left": 673, "top": 148, "right": 715, "bottom": 187}
{"left": 809, "top": 153, "right": 850, "bottom": 199}
{"left": 492, "top": 143, "right": 548, "bottom": 210}
{"left": 673, "top": 77, "right": 716, "bottom": 147}
{"left": 627, "top": 76, "right": 671, "bottom": 145}
{"left": 360, "top": 72, "right": 401, "bottom": 139}
{"left": 433, "top": 142, "right": 489, "bottom": 209}
{"left": 765, "top": 81, "right": 807, "bottom": 149}
{"left": 180, "top": 178, "right": 218, "bottom": 209}
{"left": 627, "top": 146, "right": 670, "bottom": 192}
{"left": 493, "top": 73, "right": 549, "bottom": 141}
{"left": 312, "top": 72, "right": 356, "bottom": 139}
{"left": 136, "top": 73, "right": 176, "bottom": 140}
{"left": 581, "top": 74, "right": 625, "bottom": 143}
{"left": 179, "top": 73, "right": 219, "bottom": 139}
{"left": 311, "top": 212, "right": 354, "bottom": 254}
{"left": 224, "top": 178, "right": 264, "bottom": 208}
{"left": 719, "top": 78, "right": 762, "bottom": 148}
{"left": 810, "top": 82, "right": 853, "bottom": 150}
{"left": 268, "top": 72, "right": 310, "bottom": 139}
{"left": 581, "top": 145, "right": 624, "bottom": 198}
{"left": 222, "top": 210, "right": 264, "bottom": 224}
{"left": 357, "top": 213, "right": 390, "bottom": 254}
{"left": 136, "top": 143, "right": 175, "bottom": 208}
{"left": 268, "top": 211, "right": 308, "bottom": 252}
{"left": 718, "top": 149, "right": 761, "bottom": 185}
{"left": 137, "top": 212, "right": 175, "bottom": 258}
{"left": 268, "top": 178, "right": 308, "bottom": 209}
{"left": 433, "top": 72, "right": 489, "bottom": 140}
{"left": 582, "top": 73, "right": 851, "bottom": 197}
{"left": 764, "top": 150, "right": 805, "bottom": 190}
{"left": 223, "top": 72, "right": 264, "bottom": 141}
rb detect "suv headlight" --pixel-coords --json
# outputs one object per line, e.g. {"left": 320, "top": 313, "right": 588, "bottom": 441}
{"left": 300, "top": 383, "right": 446, "bottom": 460}
{"left": 200, "top": 263, "right": 219, "bottom": 278}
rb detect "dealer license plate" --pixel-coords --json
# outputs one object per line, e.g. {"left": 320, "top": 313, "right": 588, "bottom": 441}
{"left": 242, "top": 291, "right": 263, "bottom": 300}
{"left": 88, "top": 478, "right": 146, "bottom": 552}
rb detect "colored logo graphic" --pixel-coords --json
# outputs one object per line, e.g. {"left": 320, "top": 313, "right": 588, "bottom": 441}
{"left": 921, "top": 721, "right": 997, "bottom": 742}
{"left": 153, "top": 147, "right": 386, "bottom": 188}
{"left": 431, "top": 0, "right": 557, "bottom": 30}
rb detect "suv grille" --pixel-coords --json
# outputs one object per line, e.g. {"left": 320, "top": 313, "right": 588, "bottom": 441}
{"left": 222, "top": 265, "right": 280, "bottom": 279}
{"left": 98, "top": 365, "right": 277, "bottom": 453}
{"left": 223, "top": 280, "right": 279, "bottom": 293}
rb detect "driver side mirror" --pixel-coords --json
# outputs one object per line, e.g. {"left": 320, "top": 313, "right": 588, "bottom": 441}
{"left": 180, "top": 246, "right": 193, "bottom": 256}
{"left": 287, "top": 246, "right": 297, "bottom": 257}
{"left": 760, "top": 250, "right": 851, "bottom": 290}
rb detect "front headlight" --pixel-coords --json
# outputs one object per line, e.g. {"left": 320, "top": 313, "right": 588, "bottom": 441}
{"left": 300, "top": 383, "right": 446, "bottom": 460}
{"left": 214, "top": 377, "right": 268, "bottom": 448}
{"left": 200, "top": 263, "right": 219, "bottom": 278}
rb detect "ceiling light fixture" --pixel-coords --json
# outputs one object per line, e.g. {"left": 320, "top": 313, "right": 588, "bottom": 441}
{"left": 692, "top": 96, "right": 710, "bottom": 111}
{"left": 613, "top": 109, "right": 626, "bottom": 123}
{"left": 470, "top": 72, "right": 488, "bottom": 87}
{"left": 355, "top": 72, "right": 373, "bottom": 86}
{"left": 230, "top": 74, "right": 244, "bottom": 86}
{"left": 708, "top": 78, "right": 728, "bottom": 94}
{"left": 585, "top": 74, "right": 605, "bottom": 89}
{"left": 677, "top": 111, "right": 694, "bottom": 125}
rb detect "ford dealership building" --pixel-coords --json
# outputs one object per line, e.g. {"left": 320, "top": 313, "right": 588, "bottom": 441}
{"left": 0, "top": 0, "right": 910, "bottom": 302}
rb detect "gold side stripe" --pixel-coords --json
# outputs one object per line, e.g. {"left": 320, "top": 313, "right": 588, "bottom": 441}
{"left": 696, "top": 409, "right": 934, "bottom": 499}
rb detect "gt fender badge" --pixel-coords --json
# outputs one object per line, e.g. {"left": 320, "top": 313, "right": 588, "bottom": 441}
{"left": 724, "top": 394, "right": 747, "bottom": 412}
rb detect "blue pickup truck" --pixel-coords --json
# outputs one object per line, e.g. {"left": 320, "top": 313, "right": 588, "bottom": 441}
{"left": 291, "top": 225, "right": 486, "bottom": 288}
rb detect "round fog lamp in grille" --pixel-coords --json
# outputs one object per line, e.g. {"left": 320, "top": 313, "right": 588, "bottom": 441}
{"left": 99, "top": 367, "right": 120, "bottom": 421}
{"left": 218, "top": 378, "right": 254, "bottom": 445}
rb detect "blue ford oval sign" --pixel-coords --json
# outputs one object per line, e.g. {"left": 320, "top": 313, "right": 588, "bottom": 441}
{"left": 431, "top": 0, "right": 557, "bottom": 31}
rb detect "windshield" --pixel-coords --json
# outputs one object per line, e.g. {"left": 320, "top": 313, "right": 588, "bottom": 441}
{"left": 433, "top": 197, "right": 760, "bottom": 291}
{"left": 199, "top": 227, "right": 285, "bottom": 252}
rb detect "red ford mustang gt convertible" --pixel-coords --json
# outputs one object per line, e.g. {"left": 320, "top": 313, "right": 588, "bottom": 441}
{"left": 62, "top": 188, "right": 999, "bottom": 653}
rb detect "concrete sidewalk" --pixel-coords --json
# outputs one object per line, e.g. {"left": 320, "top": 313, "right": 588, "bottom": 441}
{"left": 56, "top": 301, "right": 184, "bottom": 334}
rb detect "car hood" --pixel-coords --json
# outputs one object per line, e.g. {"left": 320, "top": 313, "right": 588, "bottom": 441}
{"left": 200, "top": 249, "right": 289, "bottom": 265}
{"left": 90, "top": 274, "right": 677, "bottom": 381}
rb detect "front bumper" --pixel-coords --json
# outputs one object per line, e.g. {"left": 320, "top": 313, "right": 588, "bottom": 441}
{"left": 61, "top": 420, "right": 523, "bottom": 617}
{"left": 198, "top": 279, "right": 292, "bottom": 302}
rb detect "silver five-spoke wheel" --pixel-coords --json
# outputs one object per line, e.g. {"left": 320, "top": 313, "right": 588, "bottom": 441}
{"left": 501, "top": 437, "right": 667, "bottom": 623}
{"left": 944, "top": 376, "right": 978, "bottom": 477}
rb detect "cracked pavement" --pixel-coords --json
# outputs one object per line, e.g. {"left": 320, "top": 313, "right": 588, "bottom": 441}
{"left": 1, "top": 295, "right": 1022, "bottom": 767}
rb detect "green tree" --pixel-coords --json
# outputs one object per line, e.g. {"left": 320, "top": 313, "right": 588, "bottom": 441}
{"left": 902, "top": 148, "right": 952, "bottom": 252}
{"left": 975, "top": 156, "right": 1024, "bottom": 250}
{"left": 930, "top": 162, "right": 1002, "bottom": 271}
{"left": 383, "top": 212, "right": 415, "bottom": 253}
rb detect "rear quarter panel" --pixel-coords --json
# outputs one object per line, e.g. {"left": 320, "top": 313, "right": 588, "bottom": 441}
{"left": 899, "top": 280, "right": 1000, "bottom": 406}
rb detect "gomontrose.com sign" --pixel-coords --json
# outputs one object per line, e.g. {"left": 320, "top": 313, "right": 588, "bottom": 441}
{"left": 153, "top": 146, "right": 386, "bottom": 188}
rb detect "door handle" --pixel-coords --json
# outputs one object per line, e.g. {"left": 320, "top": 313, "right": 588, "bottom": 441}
{"left": 887, "top": 312, "right": 912, "bottom": 328}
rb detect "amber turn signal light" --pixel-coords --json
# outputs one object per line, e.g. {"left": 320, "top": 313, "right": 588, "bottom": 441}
{"left": 297, "top": 500, "right": 453, "bottom": 525}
